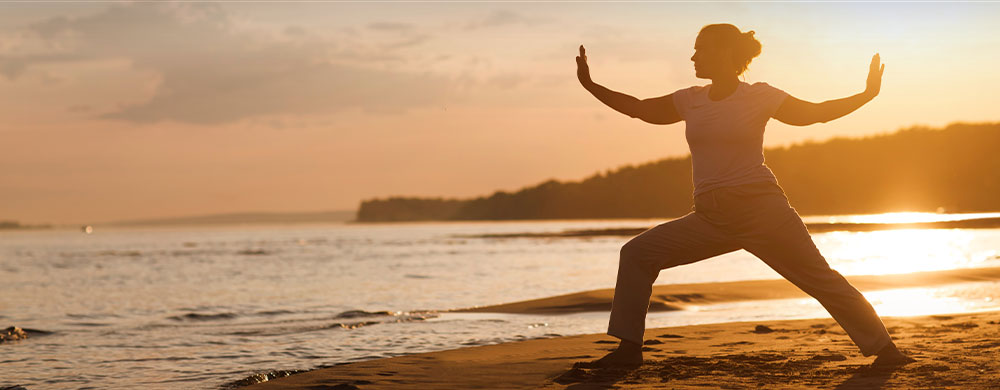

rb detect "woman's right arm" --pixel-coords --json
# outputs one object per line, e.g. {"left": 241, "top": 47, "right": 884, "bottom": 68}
{"left": 577, "top": 45, "right": 681, "bottom": 125}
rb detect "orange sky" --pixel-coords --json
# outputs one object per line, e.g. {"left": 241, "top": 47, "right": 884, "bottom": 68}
{"left": 2, "top": 2, "right": 999, "bottom": 224}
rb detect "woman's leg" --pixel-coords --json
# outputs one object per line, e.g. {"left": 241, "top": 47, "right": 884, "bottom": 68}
{"left": 736, "top": 203, "right": 892, "bottom": 356}
{"left": 607, "top": 211, "right": 740, "bottom": 345}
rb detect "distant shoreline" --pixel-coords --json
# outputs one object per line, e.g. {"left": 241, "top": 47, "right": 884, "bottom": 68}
{"left": 100, "top": 210, "right": 357, "bottom": 227}
{"left": 0, "top": 221, "right": 53, "bottom": 230}
{"left": 453, "top": 216, "right": 1000, "bottom": 238}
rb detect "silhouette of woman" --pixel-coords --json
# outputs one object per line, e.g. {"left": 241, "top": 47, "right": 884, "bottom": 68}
{"left": 576, "top": 23, "right": 912, "bottom": 368}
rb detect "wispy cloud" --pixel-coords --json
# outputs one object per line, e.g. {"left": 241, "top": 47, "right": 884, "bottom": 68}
{"left": 0, "top": 3, "right": 457, "bottom": 124}
{"left": 463, "top": 9, "right": 546, "bottom": 31}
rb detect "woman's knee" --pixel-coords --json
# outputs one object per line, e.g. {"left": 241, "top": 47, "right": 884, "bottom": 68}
{"left": 619, "top": 238, "right": 658, "bottom": 271}
{"left": 619, "top": 238, "right": 643, "bottom": 261}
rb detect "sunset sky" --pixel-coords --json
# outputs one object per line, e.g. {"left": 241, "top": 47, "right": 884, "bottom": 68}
{"left": 2, "top": 2, "right": 999, "bottom": 225}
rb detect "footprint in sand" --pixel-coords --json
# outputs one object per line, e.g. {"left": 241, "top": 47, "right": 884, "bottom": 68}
{"left": 810, "top": 353, "right": 847, "bottom": 362}
{"left": 751, "top": 325, "right": 777, "bottom": 334}
{"left": 711, "top": 341, "right": 754, "bottom": 347}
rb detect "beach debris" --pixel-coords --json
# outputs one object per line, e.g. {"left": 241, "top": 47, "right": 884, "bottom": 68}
{"left": 643, "top": 339, "right": 664, "bottom": 345}
{"left": 656, "top": 333, "right": 685, "bottom": 339}
{"left": 0, "top": 327, "right": 49, "bottom": 344}
{"left": 1, "top": 327, "right": 29, "bottom": 343}
{"left": 218, "top": 370, "right": 304, "bottom": 388}
{"left": 752, "top": 325, "right": 776, "bottom": 334}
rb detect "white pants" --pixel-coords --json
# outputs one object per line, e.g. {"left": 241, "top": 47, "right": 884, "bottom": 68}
{"left": 607, "top": 180, "right": 892, "bottom": 356}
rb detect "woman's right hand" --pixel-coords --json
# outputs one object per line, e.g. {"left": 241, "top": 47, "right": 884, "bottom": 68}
{"left": 864, "top": 53, "right": 884, "bottom": 99}
{"left": 576, "top": 45, "right": 592, "bottom": 86}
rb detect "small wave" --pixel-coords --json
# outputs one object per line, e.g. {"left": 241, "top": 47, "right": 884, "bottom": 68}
{"left": 221, "top": 312, "right": 438, "bottom": 337}
{"left": 96, "top": 250, "right": 143, "bottom": 257}
{"left": 236, "top": 249, "right": 269, "bottom": 256}
{"left": 254, "top": 309, "right": 294, "bottom": 317}
{"left": 334, "top": 310, "right": 395, "bottom": 319}
{"left": 66, "top": 313, "right": 123, "bottom": 319}
{"left": 66, "top": 322, "right": 111, "bottom": 327}
{"left": 168, "top": 312, "right": 239, "bottom": 322}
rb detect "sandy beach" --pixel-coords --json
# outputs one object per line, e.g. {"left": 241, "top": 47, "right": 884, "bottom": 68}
{"left": 243, "top": 267, "right": 1000, "bottom": 389}
{"left": 245, "top": 309, "right": 1000, "bottom": 389}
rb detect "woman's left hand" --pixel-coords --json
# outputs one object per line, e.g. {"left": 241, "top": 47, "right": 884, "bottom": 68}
{"left": 864, "top": 53, "right": 885, "bottom": 98}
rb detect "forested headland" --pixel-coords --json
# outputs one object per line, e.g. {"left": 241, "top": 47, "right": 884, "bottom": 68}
{"left": 356, "top": 122, "right": 1000, "bottom": 222}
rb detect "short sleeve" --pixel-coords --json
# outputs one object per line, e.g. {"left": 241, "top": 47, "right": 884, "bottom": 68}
{"left": 753, "top": 82, "right": 789, "bottom": 118}
{"left": 671, "top": 86, "right": 692, "bottom": 120}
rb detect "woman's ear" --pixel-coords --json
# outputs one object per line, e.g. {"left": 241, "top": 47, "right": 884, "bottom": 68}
{"left": 725, "top": 47, "right": 741, "bottom": 75}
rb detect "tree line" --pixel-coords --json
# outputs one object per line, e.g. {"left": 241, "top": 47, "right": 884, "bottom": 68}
{"left": 356, "top": 122, "right": 1000, "bottom": 222}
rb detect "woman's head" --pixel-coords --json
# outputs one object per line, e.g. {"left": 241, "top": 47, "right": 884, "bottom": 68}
{"left": 690, "top": 24, "right": 762, "bottom": 79}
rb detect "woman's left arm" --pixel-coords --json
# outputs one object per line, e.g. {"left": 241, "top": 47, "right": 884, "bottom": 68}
{"left": 774, "top": 53, "right": 884, "bottom": 126}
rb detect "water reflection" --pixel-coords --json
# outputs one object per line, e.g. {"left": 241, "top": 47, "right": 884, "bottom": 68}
{"left": 804, "top": 211, "right": 1000, "bottom": 225}
{"left": 863, "top": 284, "right": 998, "bottom": 317}
{"left": 820, "top": 229, "right": 998, "bottom": 275}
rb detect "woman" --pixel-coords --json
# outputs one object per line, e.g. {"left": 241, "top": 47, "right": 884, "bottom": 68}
{"left": 576, "top": 23, "right": 912, "bottom": 368}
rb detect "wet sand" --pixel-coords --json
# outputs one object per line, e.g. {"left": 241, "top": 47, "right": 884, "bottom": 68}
{"left": 245, "top": 310, "right": 1000, "bottom": 389}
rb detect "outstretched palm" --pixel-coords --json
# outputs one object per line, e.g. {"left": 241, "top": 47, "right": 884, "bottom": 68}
{"left": 865, "top": 53, "right": 885, "bottom": 97}
{"left": 576, "top": 45, "right": 591, "bottom": 85}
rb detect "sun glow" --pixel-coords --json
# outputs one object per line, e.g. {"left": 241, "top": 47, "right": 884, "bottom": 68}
{"left": 819, "top": 229, "right": 999, "bottom": 276}
{"left": 862, "top": 284, "right": 999, "bottom": 318}
{"left": 803, "top": 211, "right": 1000, "bottom": 225}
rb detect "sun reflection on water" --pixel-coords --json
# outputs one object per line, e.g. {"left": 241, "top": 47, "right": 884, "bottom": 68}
{"left": 818, "top": 229, "right": 998, "bottom": 276}
{"left": 805, "top": 211, "right": 1000, "bottom": 225}
{"left": 776, "top": 283, "right": 1000, "bottom": 319}
{"left": 862, "top": 284, "right": 998, "bottom": 317}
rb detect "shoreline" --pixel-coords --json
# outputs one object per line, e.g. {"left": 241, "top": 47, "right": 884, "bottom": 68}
{"left": 243, "top": 310, "right": 1000, "bottom": 389}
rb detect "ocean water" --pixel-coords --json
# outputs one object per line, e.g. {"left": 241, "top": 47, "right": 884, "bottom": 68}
{"left": 2, "top": 214, "right": 1000, "bottom": 389}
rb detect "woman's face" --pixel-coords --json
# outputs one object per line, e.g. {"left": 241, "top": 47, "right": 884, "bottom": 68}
{"left": 690, "top": 34, "right": 734, "bottom": 79}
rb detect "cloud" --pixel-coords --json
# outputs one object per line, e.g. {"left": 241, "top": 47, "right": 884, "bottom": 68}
{"left": 486, "top": 73, "right": 529, "bottom": 90}
{"left": 0, "top": 3, "right": 456, "bottom": 124}
{"left": 463, "top": 9, "right": 546, "bottom": 31}
{"left": 367, "top": 21, "right": 414, "bottom": 32}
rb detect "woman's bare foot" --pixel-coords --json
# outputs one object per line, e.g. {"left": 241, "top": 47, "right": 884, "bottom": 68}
{"left": 576, "top": 340, "right": 642, "bottom": 369}
{"left": 872, "top": 341, "right": 915, "bottom": 367}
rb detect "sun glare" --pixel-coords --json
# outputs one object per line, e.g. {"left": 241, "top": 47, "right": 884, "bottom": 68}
{"left": 818, "top": 229, "right": 998, "bottom": 276}
{"left": 808, "top": 211, "right": 1000, "bottom": 225}
{"left": 862, "top": 285, "right": 998, "bottom": 317}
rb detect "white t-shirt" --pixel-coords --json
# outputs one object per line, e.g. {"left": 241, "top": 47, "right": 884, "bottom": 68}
{"left": 672, "top": 81, "right": 789, "bottom": 197}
